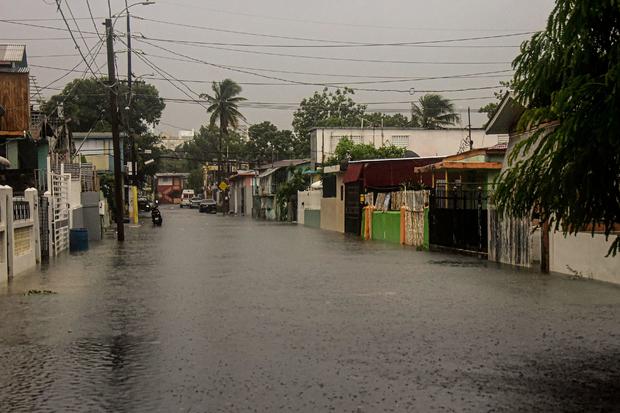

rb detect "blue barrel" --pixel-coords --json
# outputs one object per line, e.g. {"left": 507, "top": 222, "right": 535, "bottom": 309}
{"left": 70, "top": 228, "right": 89, "bottom": 252}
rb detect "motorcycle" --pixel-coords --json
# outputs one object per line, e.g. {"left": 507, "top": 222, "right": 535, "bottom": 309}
{"left": 151, "top": 202, "right": 163, "bottom": 226}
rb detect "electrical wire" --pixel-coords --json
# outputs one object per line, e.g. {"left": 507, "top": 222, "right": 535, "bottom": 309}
{"left": 53, "top": 0, "right": 101, "bottom": 78}
{"left": 134, "top": 39, "right": 505, "bottom": 93}
{"left": 135, "top": 36, "right": 512, "bottom": 65}
{"left": 132, "top": 16, "right": 535, "bottom": 46}
{"left": 86, "top": 0, "right": 103, "bottom": 41}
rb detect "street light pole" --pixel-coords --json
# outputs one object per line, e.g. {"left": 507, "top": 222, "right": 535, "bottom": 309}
{"left": 105, "top": 18, "right": 125, "bottom": 241}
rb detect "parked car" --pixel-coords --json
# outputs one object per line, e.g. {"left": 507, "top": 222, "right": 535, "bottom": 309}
{"left": 138, "top": 197, "right": 151, "bottom": 212}
{"left": 199, "top": 199, "right": 217, "bottom": 214}
{"left": 180, "top": 189, "right": 195, "bottom": 208}
{"left": 190, "top": 196, "right": 202, "bottom": 209}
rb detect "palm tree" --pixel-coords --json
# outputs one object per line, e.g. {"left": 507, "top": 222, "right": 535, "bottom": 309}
{"left": 411, "top": 94, "right": 460, "bottom": 129}
{"left": 200, "top": 79, "right": 246, "bottom": 183}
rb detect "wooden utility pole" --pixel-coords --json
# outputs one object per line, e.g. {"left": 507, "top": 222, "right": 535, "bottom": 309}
{"left": 468, "top": 107, "right": 473, "bottom": 151}
{"left": 105, "top": 18, "right": 125, "bottom": 241}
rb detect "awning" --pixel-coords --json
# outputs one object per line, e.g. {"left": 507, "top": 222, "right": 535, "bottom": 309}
{"left": 415, "top": 161, "right": 503, "bottom": 173}
{"left": 258, "top": 167, "right": 279, "bottom": 178}
{"left": 343, "top": 163, "right": 364, "bottom": 184}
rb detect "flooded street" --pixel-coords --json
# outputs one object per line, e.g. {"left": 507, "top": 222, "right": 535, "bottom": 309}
{"left": 0, "top": 207, "right": 619, "bottom": 412}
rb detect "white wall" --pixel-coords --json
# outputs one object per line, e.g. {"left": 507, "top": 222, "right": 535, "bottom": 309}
{"left": 311, "top": 128, "right": 501, "bottom": 163}
{"left": 550, "top": 232, "right": 620, "bottom": 284}
{"left": 297, "top": 190, "right": 322, "bottom": 225}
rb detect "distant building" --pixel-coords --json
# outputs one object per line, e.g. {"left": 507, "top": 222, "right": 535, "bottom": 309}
{"left": 310, "top": 127, "right": 505, "bottom": 165}
{"left": 73, "top": 132, "right": 125, "bottom": 173}
{"left": 155, "top": 172, "right": 189, "bottom": 204}
{"left": 161, "top": 129, "right": 195, "bottom": 150}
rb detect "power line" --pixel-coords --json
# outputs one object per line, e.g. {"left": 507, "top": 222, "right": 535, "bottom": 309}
{"left": 135, "top": 36, "right": 512, "bottom": 65}
{"left": 28, "top": 62, "right": 513, "bottom": 85}
{"left": 134, "top": 39, "right": 505, "bottom": 93}
{"left": 53, "top": 0, "right": 101, "bottom": 78}
{"left": 132, "top": 15, "right": 535, "bottom": 46}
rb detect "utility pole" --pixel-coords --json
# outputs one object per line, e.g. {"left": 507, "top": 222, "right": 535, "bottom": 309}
{"left": 468, "top": 107, "right": 473, "bottom": 151}
{"left": 105, "top": 18, "right": 125, "bottom": 241}
{"left": 126, "top": 4, "right": 137, "bottom": 187}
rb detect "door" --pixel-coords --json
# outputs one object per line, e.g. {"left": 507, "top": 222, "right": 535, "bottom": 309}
{"left": 344, "top": 182, "right": 362, "bottom": 235}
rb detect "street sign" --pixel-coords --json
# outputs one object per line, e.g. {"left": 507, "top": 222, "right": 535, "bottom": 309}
{"left": 218, "top": 181, "right": 229, "bottom": 191}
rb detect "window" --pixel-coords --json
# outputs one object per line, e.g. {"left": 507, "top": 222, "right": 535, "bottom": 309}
{"left": 323, "top": 174, "right": 337, "bottom": 198}
{"left": 390, "top": 135, "right": 409, "bottom": 148}
{"left": 158, "top": 177, "right": 172, "bottom": 185}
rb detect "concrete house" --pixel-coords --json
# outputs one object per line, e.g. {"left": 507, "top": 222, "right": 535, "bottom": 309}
{"left": 310, "top": 127, "right": 501, "bottom": 165}
{"left": 228, "top": 170, "right": 256, "bottom": 216}
{"left": 255, "top": 159, "right": 310, "bottom": 221}
{"left": 155, "top": 172, "right": 189, "bottom": 204}
{"left": 73, "top": 132, "right": 125, "bottom": 173}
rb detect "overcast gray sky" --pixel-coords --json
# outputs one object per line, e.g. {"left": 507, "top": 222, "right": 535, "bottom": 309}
{"left": 1, "top": 0, "right": 555, "bottom": 135}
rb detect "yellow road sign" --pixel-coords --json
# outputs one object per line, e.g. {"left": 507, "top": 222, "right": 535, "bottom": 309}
{"left": 218, "top": 181, "right": 229, "bottom": 191}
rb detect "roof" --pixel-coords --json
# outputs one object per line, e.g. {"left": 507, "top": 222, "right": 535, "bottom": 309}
{"left": 485, "top": 93, "right": 525, "bottom": 135}
{"left": 257, "top": 159, "right": 310, "bottom": 170}
{"left": 415, "top": 161, "right": 503, "bottom": 173}
{"left": 344, "top": 157, "right": 444, "bottom": 187}
{"left": 349, "top": 156, "right": 446, "bottom": 164}
{"left": 155, "top": 172, "right": 189, "bottom": 178}
{"left": 258, "top": 168, "right": 279, "bottom": 178}
{"left": 229, "top": 170, "right": 256, "bottom": 180}
{"left": 310, "top": 127, "right": 485, "bottom": 133}
{"left": 73, "top": 132, "right": 127, "bottom": 140}
{"left": 0, "top": 44, "right": 28, "bottom": 73}
{"left": 0, "top": 45, "right": 25, "bottom": 62}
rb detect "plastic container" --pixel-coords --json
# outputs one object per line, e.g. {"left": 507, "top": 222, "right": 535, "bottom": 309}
{"left": 69, "top": 228, "right": 89, "bottom": 252}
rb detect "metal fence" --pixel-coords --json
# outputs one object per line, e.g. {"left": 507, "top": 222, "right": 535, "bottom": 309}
{"left": 12, "top": 198, "right": 31, "bottom": 221}
{"left": 39, "top": 195, "right": 50, "bottom": 259}
{"left": 429, "top": 189, "right": 489, "bottom": 254}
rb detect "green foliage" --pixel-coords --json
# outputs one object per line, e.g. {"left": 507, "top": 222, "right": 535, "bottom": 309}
{"left": 411, "top": 94, "right": 460, "bottom": 129}
{"left": 188, "top": 168, "right": 204, "bottom": 193}
{"left": 292, "top": 88, "right": 366, "bottom": 148}
{"left": 326, "top": 137, "right": 406, "bottom": 165}
{"left": 494, "top": 0, "right": 620, "bottom": 256}
{"left": 479, "top": 102, "right": 499, "bottom": 121}
{"left": 134, "top": 133, "right": 164, "bottom": 188}
{"left": 246, "top": 121, "right": 304, "bottom": 164}
{"left": 363, "top": 112, "right": 412, "bottom": 128}
{"left": 275, "top": 167, "right": 309, "bottom": 221}
{"left": 200, "top": 79, "right": 246, "bottom": 134}
{"left": 42, "top": 78, "right": 165, "bottom": 134}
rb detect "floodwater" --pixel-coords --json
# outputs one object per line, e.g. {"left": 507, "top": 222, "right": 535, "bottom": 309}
{"left": 0, "top": 207, "right": 619, "bottom": 412}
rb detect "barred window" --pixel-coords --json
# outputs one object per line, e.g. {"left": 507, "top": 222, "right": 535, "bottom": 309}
{"left": 390, "top": 135, "right": 409, "bottom": 148}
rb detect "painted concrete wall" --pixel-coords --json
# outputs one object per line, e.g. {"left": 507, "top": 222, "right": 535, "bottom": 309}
{"left": 320, "top": 198, "right": 344, "bottom": 233}
{"left": 550, "top": 232, "right": 620, "bottom": 284}
{"left": 311, "top": 128, "right": 500, "bottom": 163}
{"left": 371, "top": 211, "right": 401, "bottom": 244}
{"left": 304, "top": 209, "right": 321, "bottom": 229}
{"left": 297, "top": 190, "right": 322, "bottom": 225}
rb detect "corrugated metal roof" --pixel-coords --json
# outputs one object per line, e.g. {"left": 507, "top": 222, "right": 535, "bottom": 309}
{"left": 0, "top": 44, "right": 25, "bottom": 63}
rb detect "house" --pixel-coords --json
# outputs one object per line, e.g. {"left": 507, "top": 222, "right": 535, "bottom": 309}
{"left": 485, "top": 94, "right": 619, "bottom": 284}
{"left": 0, "top": 44, "right": 43, "bottom": 191}
{"left": 414, "top": 144, "right": 507, "bottom": 193}
{"left": 319, "top": 165, "right": 345, "bottom": 233}
{"left": 342, "top": 157, "right": 443, "bottom": 234}
{"left": 73, "top": 132, "right": 125, "bottom": 173}
{"left": 155, "top": 172, "right": 189, "bottom": 204}
{"left": 310, "top": 127, "right": 501, "bottom": 165}
{"left": 412, "top": 145, "right": 507, "bottom": 254}
{"left": 255, "top": 159, "right": 310, "bottom": 220}
{"left": 228, "top": 170, "right": 256, "bottom": 216}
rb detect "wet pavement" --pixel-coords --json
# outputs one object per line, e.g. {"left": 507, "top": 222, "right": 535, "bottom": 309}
{"left": 0, "top": 206, "right": 619, "bottom": 412}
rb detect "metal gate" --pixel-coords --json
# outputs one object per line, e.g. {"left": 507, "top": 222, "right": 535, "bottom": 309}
{"left": 429, "top": 189, "right": 488, "bottom": 254}
{"left": 49, "top": 172, "right": 70, "bottom": 256}
{"left": 38, "top": 195, "right": 50, "bottom": 259}
{"left": 344, "top": 182, "right": 363, "bottom": 235}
